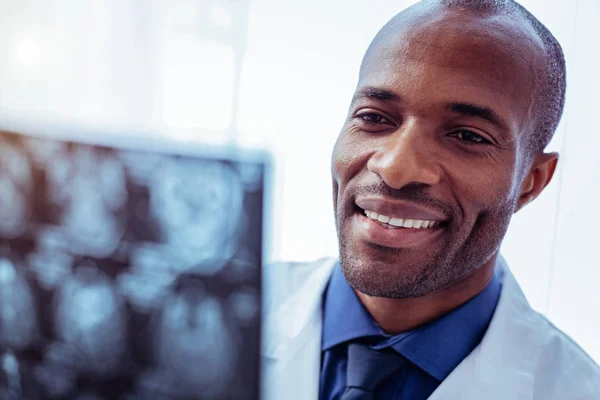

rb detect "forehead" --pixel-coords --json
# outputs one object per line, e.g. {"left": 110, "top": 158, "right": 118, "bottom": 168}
{"left": 358, "top": 7, "right": 545, "bottom": 136}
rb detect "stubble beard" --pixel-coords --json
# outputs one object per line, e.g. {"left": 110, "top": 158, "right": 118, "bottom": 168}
{"left": 337, "top": 204, "right": 514, "bottom": 299}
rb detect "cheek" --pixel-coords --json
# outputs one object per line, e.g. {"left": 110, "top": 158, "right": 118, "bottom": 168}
{"left": 332, "top": 131, "right": 373, "bottom": 220}
{"left": 448, "top": 159, "right": 518, "bottom": 216}
{"left": 331, "top": 129, "right": 372, "bottom": 185}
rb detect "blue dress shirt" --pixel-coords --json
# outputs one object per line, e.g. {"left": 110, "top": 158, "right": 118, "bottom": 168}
{"left": 320, "top": 263, "right": 501, "bottom": 400}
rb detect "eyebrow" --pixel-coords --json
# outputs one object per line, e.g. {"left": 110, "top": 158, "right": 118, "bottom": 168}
{"left": 351, "top": 87, "right": 401, "bottom": 104}
{"left": 446, "top": 102, "right": 509, "bottom": 132}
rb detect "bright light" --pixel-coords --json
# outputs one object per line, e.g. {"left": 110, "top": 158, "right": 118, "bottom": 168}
{"left": 209, "top": 5, "right": 232, "bottom": 29}
{"left": 162, "top": 37, "right": 236, "bottom": 137}
{"left": 15, "top": 35, "right": 43, "bottom": 70}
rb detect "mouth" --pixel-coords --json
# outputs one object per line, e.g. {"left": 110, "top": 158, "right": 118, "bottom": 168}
{"left": 360, "top": 208, "right": 441, "bottom": 230}
{"left": 352, "top": 206, "right": 446, "bottom": 249}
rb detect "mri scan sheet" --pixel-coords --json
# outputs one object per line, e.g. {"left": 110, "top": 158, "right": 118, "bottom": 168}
{"left": 0, "top": 128, "right": 264, "bottom": 400}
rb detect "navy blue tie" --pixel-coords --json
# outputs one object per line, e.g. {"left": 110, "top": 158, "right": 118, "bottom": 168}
{"left": 341, "top": 342, "right": 406, "bottom": 400}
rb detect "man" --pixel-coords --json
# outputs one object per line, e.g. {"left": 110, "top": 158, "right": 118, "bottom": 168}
{"left": 262, "top": 0, "right": 600, "bottom": 399}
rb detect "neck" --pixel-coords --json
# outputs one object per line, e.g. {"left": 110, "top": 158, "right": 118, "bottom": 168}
{"left": 355, "top": 254, "right": 498, "bottom": 335}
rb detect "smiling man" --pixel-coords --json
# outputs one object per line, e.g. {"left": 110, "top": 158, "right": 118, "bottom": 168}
{"left": 261, "top": 0, "right": 600, "bottom": 399}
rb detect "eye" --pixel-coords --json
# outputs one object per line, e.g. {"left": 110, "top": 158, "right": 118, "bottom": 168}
{"left": 354, "top": 112, "right": 394, "bottom": 126}
{"left": 448, "top": 130, "right": 492, "bottom": 145}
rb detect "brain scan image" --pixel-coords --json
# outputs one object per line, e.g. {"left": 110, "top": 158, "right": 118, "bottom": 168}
{"left": 46, "top": 146, "right": 127, "bottom": 258}
{"left": 0, "top": 128, "right": 264, "bottom": 399}
{"left": 117, "top": 244, "right": 178, "bottom": 312}
{"left": 0, "top": 352, "right": 21, "bottom": 400}
{"left": 74, "top": 393, "right": 108, "bottom": 400}
{"left": 149, "top": 159, "right": 245, "bottom": 274}
{"left": 119, "top": 149, "right": 166, "bottom": 186}
{"left": 236, "top": 161, "right": 265, "bottom": 193}
{"left": 230, "top": 287, "right": 259, "bottom": 325}
{"left": 33, "top": 346, "right": 78, "bottom": 398}
{"left": 153, "top": 284, "right": 239, "bottom": 399}
{"left": 0, "top": 258, "right": 38, "bottom": 351}
{"left": 27, "top": 229, "right": 74, "bottom": 290}
{"left": 53, "top": 265, "right": 128, "bottom": 377}
{"left": 25, "top": 137, "right": 68, "bottom": 167}
{"left": 0, "top": 142, "right": 32, "bottom": 238}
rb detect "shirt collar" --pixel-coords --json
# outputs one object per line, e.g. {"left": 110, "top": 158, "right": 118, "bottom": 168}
{"left": 322, "top": 263, "right": 383, "bottom": 350}
{"left": 322, "top": 261, "right": 502, "bottom": 381}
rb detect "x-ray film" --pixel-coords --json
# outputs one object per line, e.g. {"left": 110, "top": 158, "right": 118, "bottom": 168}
{"left": 0, "top": 128, "right": 264, "bottom": 400}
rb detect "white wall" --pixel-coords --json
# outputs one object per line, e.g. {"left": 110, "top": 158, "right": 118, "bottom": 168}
{"left": 544, "top": 0, "right": 600, "bottom": 365}
{"left": 0, "top": 0, "right": 598, "bottom": 362}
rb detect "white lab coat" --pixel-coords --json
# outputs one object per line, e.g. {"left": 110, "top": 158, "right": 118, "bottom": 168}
{"left": 261, "top": 257, "right": 600, "bottom": 400}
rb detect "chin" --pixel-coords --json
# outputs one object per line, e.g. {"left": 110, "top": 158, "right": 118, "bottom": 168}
{"left": 339, "top": 243, "right": 451, "bottom": 298}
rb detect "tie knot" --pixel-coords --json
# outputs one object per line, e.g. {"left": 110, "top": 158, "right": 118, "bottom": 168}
{"left": 345, "top": 342, "right": 406, "bottom": 393}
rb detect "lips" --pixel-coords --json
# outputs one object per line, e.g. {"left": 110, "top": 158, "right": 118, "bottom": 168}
{"left": 355, "top": 196, "right": 448, "bottom": 223}
{"left": 352, "top": 196, "right": 448, "bottom": 249}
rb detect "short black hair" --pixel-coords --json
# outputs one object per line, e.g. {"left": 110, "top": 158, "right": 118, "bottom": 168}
{"left": 442, "top": 0, "right": 567, "bottom": 154}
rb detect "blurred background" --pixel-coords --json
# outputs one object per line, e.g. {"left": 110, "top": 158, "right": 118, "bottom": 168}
{"left": 0, "top": 0, "right": 598, "bottom": 363}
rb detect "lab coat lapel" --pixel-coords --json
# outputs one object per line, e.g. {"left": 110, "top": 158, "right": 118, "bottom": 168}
{"left": 261, "top": 258, "right": 337, "bottom": 400}
{"left": 428, "top": 257, "right": 536, "bottom": 399}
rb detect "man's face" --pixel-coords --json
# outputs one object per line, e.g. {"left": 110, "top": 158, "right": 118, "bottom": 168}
{"left": 332, "top": 7, "right": 545, "bottom": 298}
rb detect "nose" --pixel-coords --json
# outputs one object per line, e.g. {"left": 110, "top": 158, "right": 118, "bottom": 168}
{"left": 367, "top": 121, "right": 441, "bottom": 189}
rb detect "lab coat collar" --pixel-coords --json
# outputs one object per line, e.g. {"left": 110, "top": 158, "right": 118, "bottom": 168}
{"left": 262, "top": 257, "right": 336, "bottom": 361}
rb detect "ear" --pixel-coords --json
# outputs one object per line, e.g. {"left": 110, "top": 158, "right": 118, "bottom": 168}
{"left": 515, "top": 152, "right": 559, "bottom": 213}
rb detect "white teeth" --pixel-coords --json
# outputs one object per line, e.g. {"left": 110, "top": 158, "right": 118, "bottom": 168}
{"left": 377, "top": 215, "right": 391, "bottom": 223}
{"left": 389, "top": 218, "right": 404, "bottom": 227}
{"left": 362, "top": 209, "right": 439, "bottom": 229}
